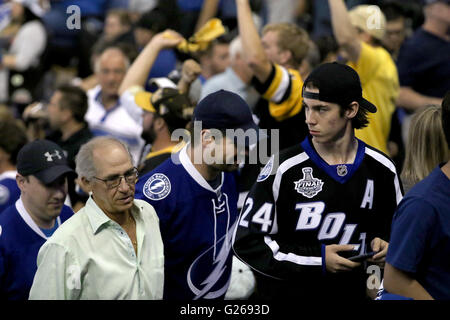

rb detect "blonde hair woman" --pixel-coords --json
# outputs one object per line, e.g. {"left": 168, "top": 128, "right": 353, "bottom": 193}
{"left": 401, "top": 105, "right": 449, "bottom": 193}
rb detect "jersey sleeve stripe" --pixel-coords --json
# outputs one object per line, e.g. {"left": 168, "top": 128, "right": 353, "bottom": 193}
{"left": 263, "top": 65, "right": 290, "bottom": 104}
{"left": 264, "top": 236, "right": 322, "bottom": 265}
{"left": 365, "top": 147, "right": 403, "bottom": 204}
{"left": 273, "top": 152, "right": 309, "bottom": 202}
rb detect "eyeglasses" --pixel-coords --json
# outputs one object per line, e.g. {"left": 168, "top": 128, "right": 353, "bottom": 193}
{"left": 93, "top": 167, "right": 138, "bottom": 189}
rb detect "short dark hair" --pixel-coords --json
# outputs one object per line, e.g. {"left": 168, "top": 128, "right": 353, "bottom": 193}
{"left": 0, "top": 119, "right": 28, "bottom": 165}
{"left": 56, "top": 85, "right": 88, "bottom": 123}
{"left": 442, "top": 90, "right": 450, "bottom": 149}
{"left": 304, "top": 81, "right": 369, "bottom": 129}
{"left": 381, "top": 2, "right": 407, "bottom": 22}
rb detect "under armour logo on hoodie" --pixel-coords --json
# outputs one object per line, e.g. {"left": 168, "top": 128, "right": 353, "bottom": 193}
{"left": 44, "top": 150, "right": 62, "bottom": 162}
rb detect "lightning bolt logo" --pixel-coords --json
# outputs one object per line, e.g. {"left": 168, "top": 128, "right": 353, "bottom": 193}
{"left": 143, "top": 173, "right": 171, "bottom": 201}
{"left": 150, "top": 181, "right": 165, "bottom": 192}
{"left": 187, "top": 220, "right": 238, "bottom": 300}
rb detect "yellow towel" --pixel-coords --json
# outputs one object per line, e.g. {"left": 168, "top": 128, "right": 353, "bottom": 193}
{"left": 164, "top": 18, "right": 226, "bottom": 53}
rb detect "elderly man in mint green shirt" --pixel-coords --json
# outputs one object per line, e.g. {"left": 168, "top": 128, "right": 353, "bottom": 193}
{"left": 29, "top": 137, "right": 164, "bottom": 300}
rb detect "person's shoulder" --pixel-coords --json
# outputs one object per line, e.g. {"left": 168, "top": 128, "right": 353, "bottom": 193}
{"left": 87, "top": 85, "right": 101, "bottom": 99}
{"left": 51, "top": 206, "right": 89, "bottom": 241}
{"left": 0, "top": 203, "right": 19, "bottom": 225}
{"left": 398, "top": 28, "right": 432, "bottom": 55}
{"left": 0, "top": 179, "right": 19, "bottom": 206}
{"left": 279, "top": 143, "right": 305, "bottom": 160}
{"left": 256, "top": 143, "right": 306, "bottom": 184}
{"left": 0, "top": 177, "right": 17, "bottom": 187}
{"left": 362, "top": 143, "right": 398, "bottom": 174}
{"left": 204, "top": 70, "right": 229, "bottom": 84}
{"left": 394, "top": 168, "right": 448, "bottom": 222}
{"left": 137, "top": 159, "right": 181, "bottom": 202}
{"left": 276, "top": 143, "right": 308, "bottom": 169}
{"left": 0, "top": 204, "right": 26, "bottom": 244}
{"left": 407, "top": 167, "right": 449, "bottom": 199}
{"left": 133, "top": 199, "right": 158, "bottom": 219}
{"left": 394, "top": 190, "right": 436, "bottom": 223}
{"left": 60, "top": 205, "right": 74, "bottom": 221}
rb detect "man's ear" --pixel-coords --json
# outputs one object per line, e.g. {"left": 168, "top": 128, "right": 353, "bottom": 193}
{"left": 79, "top": 176, "right": 93, "bottom": 193}
{"left": 16, "top": 174, "right": 27, "bottom": 192}
{"left": 201, "top": 129, "right": 213, "bottom": 146}
{"left": 153, "top": 116, "right": 166, "bottom": 132}
{"left": 346, "top": 102, "right": 359, "bottom": 120}
{"left": 279, "top": 50, "right": 293, "bottom": 66}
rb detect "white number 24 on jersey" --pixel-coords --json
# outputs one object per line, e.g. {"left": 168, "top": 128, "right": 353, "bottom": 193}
{"left": 239, "top": 198, "right": 273, "bottom": 232}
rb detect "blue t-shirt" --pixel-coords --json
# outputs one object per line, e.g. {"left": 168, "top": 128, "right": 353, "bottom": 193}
{"left": 0, "top": 175, "right": 20, "bottom": 215}
{"left": 135, "top": 147, "right": 239, "bottom": 300}
{"left": 0, "top": 200, "right": 74, "bottom": 300}
{"left": 396, "top": 28, "right": 450, "bottom": 98}
{"left": 386, "top": 165, "right": 450, "bottom": 300}
{"left": 39, "top": 221, "right": 60, "bottom": 238}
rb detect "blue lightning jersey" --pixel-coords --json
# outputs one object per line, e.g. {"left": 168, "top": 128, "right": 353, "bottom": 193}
{"left": 135, "top": 145, "right": 239, "bottom": 300}
{"left": 0, "top": 171, "right": 20, "bottom": 215}
{"left": 0, "top": 199, "right": 74, "bottom": 300}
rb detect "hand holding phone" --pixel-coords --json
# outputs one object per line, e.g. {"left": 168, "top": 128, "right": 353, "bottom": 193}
{"left": 338, "top": 249, "right": 375, "bottom": 262}
{"left": 348, "top": 251, "right": 375, "bottom": 262}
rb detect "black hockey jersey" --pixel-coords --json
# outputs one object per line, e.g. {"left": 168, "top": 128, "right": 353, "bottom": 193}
{"left": 232, "top": 137, "right": 403, "bottom": 300}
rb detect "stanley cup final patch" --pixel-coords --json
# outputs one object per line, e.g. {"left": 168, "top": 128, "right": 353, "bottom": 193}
{"left": 143, "top": 173, "right": 171, "bottom": 201}
{"left": 294, "top": 167, "right": 324, "bottom": 198}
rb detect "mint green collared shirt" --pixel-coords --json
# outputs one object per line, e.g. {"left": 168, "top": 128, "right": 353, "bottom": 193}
{"left": 29, "top": 197, "right": 164, "bottom": 300}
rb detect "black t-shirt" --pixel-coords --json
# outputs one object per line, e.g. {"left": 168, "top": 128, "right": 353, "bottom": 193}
{"left": 397, "top": 28, "right": 450, "bottom": 98}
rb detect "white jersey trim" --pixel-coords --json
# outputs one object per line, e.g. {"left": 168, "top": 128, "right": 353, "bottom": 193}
{"left": 271, "top": 66, "right": 290, "bottom": 104}
{"left": 264, "top": 236, "right": 322, "bottom": 266}
{"left": 179, "top": 144, "right": 224, "bottom": 194}
{"left": 365, "top": 147, "right": 403, "bottom": 204}
{"left": 15, "top": 197, "right": 61, "bottom": 240}
{"left": 0, "top": 170, "right": 17, "bottom": 181}
{"left": 272, "top": 152, "right": 309, "bottom": 202}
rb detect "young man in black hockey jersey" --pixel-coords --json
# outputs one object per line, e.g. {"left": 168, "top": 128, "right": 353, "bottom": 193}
{"left": 232, "top": 62, "right": 403, "bottom": 300}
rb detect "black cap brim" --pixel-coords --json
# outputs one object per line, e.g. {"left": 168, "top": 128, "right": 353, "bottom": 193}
{"left": 360, "top": 98, "right": 377, "bottom": 113}
{"left": 33, "top": 165, "right": 76, "bottom": 185}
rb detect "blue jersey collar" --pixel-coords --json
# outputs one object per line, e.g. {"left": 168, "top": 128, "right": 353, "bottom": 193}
{"left": 300, "top": 137, "right": 365, "bottom": 184}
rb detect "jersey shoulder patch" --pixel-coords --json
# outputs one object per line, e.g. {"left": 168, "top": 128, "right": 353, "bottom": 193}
{"left": 142, "top": 173, "right": 171, "bottom": 201}
{"left": 257, "top": 155, "right": 275, "bottom": 182}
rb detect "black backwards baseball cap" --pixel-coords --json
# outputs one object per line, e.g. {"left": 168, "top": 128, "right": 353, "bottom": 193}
{"left": 302, "top": 62, "right": 377, "bottom": 113}
{"left": 17, "top": 140, "right": 75, "bottom": 184}
{"left": 193, "top": 90, "right": 261, "bottom": 146}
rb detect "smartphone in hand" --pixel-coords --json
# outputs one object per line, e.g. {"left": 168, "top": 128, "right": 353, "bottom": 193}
{"left": 348, "top": 252, "right": 376, "bottom": 262}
